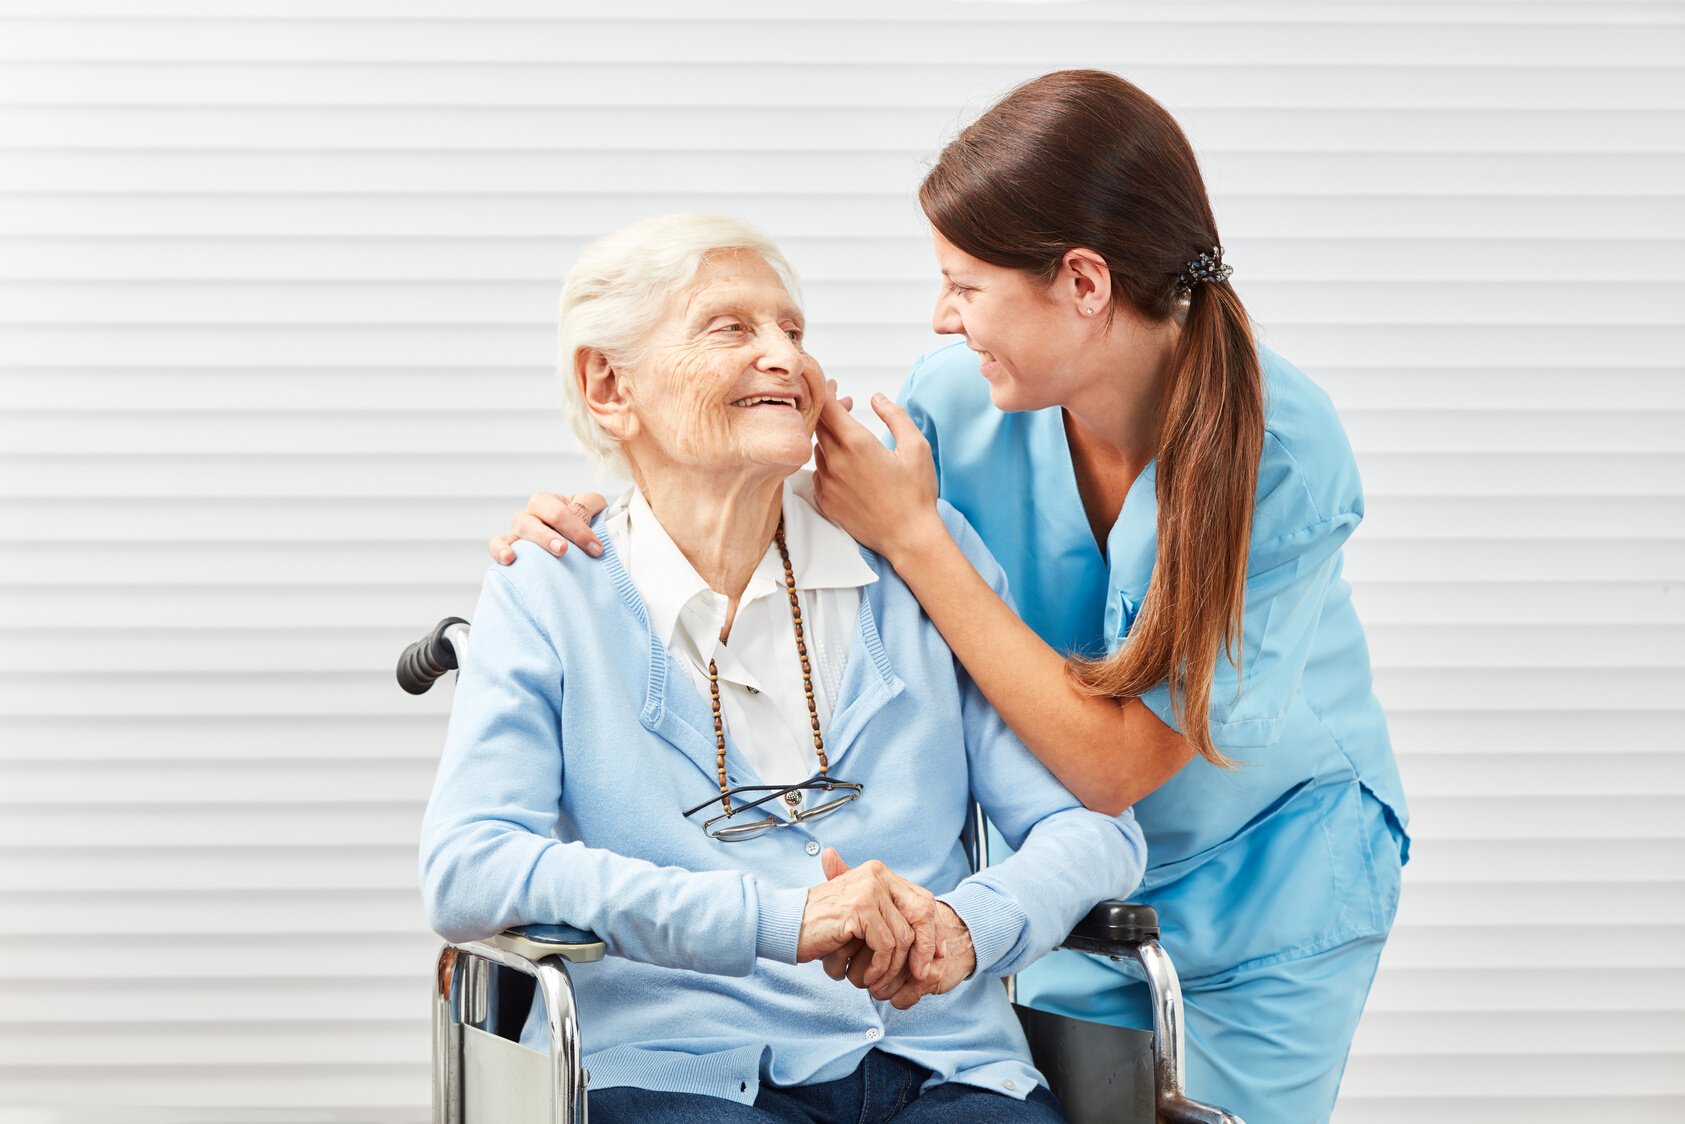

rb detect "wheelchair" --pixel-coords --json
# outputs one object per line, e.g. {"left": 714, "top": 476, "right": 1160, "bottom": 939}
{"left": 401, "top": 617, "right": 1242, "bottom": 1124}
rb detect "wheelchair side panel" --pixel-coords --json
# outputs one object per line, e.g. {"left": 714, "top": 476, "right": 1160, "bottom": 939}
{"left": 463, "top": 1024, "right": 557, "bottom": 1123}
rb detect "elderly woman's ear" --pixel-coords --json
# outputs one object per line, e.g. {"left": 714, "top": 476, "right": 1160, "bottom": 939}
{"left": 577, "top": 347, "right": 637, "bottom": 443}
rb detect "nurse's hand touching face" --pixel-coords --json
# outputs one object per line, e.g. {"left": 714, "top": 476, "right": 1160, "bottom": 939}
{"left": 812, "top": 384, "right": 945, "bottom": 565}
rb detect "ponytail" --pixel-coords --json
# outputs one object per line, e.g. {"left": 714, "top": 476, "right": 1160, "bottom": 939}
{"left": 1066, "top": 278, "right": 1263, "bottom": 768}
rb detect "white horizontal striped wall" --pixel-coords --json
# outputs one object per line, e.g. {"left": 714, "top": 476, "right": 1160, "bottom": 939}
{"left": 0, "top": 2, "right": 1681, "bottom": 1121}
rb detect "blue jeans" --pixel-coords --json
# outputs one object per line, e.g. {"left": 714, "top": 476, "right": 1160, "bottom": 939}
{"left": 588, "top": 1049, "right": 1064, "bottom": 1124}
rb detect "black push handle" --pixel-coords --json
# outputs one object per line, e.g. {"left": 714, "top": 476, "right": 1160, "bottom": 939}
{"left": 396, "top": 616, "right": 469, "bottom": 695}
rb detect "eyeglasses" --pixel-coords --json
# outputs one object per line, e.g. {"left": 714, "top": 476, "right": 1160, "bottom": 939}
{"left": 683, "top": 778, "right": 864, "bottom": 842}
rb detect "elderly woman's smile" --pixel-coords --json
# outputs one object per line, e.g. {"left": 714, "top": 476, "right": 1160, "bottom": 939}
{"left": 729, "top": 394, "right": 800, "bottom": 409}
{"left": 617, "top": 248, "right": 819, "bottom": 481}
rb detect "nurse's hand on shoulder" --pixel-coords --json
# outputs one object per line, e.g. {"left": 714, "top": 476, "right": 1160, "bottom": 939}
{"left": 487, "top": 491, "right": 607, "bottom": 564}
{"left": 813, "top": 383, "right": 943, "bottom": 564}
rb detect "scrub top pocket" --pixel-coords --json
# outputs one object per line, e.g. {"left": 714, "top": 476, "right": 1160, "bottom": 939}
{"left": 1135, "top": 777, "right": 1397, "bottom": 983}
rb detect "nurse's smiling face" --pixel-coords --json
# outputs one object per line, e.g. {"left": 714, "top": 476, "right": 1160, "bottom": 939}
{"left": 928, "top": 228, "right": 1185, "bottom": 429}
{"left": 929, "top": 229, "right": 1092, "bottom": 413}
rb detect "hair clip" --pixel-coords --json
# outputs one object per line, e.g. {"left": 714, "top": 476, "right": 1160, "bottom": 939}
{"left": 1176, "top": 247, "right": 1233, "bottom": 294}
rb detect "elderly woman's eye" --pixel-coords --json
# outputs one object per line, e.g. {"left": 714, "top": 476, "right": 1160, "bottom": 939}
{"left": 786, "top": 328, "right": 803, "bottom": 342}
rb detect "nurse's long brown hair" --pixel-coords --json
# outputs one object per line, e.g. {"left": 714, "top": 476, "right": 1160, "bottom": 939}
{"left": 919, "top": 70, "right": 1263, "bottom": 768}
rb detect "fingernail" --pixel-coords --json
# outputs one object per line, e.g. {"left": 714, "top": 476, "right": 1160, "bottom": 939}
{"left": 549, "top": 539, "right": 564, "bottom": 555}
{"left": 587, "top": 540, "right": 603, "bottom": 557}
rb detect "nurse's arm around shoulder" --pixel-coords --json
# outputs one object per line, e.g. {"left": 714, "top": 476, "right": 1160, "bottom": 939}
{"left": 813, "top": 392, "right": 1192, "bottom": 817}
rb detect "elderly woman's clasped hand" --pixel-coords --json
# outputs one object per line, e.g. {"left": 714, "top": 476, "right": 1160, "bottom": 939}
{"left": 795, "top": 847, "right": 955, "bottom": 1000}
{"left": 812, "top": 848, "right": 976, "bottom": 1009}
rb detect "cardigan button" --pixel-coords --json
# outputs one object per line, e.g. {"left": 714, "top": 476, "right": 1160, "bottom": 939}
{"left": 804, "top": 841, "right": 821, "bottom": 856}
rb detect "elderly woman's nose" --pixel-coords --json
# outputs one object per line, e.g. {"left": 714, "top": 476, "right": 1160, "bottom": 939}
{"left": 754, "top": 325, "right": 805, "bottom": 373}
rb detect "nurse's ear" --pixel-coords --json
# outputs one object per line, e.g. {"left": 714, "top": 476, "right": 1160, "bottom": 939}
{"left": 578, "top": 347, "right": 639, "bottom": 443}
{"left": 1060, "top": 248, "right": 1113, "bottom": 321}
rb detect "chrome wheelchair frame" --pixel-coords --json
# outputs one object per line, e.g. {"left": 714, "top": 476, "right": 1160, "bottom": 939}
{"left": 403, "top": 617, "right": 1241, "bottom": 1124}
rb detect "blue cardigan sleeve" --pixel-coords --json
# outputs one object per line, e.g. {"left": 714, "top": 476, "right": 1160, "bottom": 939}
{"left": 931, "top": 505, "right": 1149, "bottom": 977}
{"left": 417, "top": 562, "right": 808, "bottom": 974}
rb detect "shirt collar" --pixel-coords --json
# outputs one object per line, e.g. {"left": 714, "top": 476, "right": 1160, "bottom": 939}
{"left": 781, "top": 469, "right": 880, "bottom": 594}
{"left": 618, "top": 487, "right": 717, "bottom": 657}
{"left": 609, "top": 470, "right": 877, "bottom": 656}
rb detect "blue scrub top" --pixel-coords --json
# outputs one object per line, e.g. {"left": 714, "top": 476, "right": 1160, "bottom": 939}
{"left": 900, "top": 340, "right": 1410, "bottom": 978}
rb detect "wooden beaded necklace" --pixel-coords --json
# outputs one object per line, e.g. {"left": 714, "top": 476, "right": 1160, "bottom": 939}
{"left": 707, "top": 516, "right": 826, "bottom": 817}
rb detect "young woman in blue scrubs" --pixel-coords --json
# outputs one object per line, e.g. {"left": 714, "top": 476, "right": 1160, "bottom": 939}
{"left": 490, "top": 70, "right": 1408, "bottom": 1124}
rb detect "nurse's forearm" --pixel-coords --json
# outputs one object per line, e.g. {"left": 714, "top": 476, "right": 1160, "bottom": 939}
{"left": 890, "top": 523, "right": 1194, "bottom": 816}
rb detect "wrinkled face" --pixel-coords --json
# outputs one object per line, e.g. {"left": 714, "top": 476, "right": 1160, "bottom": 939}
{"left": 929, "top": 229, "right": 1086, "bottom": 413}
{"left": 622, "top": 250, "right": 818, "bottom": 480}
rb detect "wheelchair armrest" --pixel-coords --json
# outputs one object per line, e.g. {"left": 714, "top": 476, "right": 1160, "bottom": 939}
{"left": 1058, "top": 900, "right": 1159, "bottom": 957}
{"left": 490, "top": 923, "right": 606, "bottom": 965}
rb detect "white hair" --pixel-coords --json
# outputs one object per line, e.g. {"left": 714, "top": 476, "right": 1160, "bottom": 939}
{"left": 556, "top": 212, "right": 802, "bottom": 477}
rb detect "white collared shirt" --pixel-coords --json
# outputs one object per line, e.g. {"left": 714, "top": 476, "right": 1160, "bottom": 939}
{"left": 601, "top": 470, "right": 879, "bottom": 796}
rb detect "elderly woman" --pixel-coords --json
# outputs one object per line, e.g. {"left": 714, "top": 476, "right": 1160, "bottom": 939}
{"left": 419, "top": 213, "right": 1145, "bottom": 1124}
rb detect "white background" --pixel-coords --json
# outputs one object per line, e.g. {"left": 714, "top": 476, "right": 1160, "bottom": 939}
{"left": 1, "top": 2, "right": 1681, "bottom": 1121}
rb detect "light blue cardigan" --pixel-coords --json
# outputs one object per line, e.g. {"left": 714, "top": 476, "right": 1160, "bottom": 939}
{"left": 419, "top": 501, "right": 1146, "bottom": 1104}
